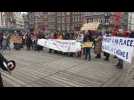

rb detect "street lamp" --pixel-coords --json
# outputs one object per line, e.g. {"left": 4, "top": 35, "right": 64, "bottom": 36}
{"left": 104, "top": 12, "right": 111, "bottom": 32}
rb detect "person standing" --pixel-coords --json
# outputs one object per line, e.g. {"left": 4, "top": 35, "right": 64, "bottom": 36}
{"left": 6, "top": 34, "right": 11, "bottom": 50}
{"left": 115, "top": 30, "right": 125, "bottom": 69}
{"left": 94, "top": 32, "right": 102, "bottom": 59}
{"left": 2, "top": 34, "right": 8, "bottom": 51}
{"left": 76, "top": 32, "right": 84, "bottom": 57}
{"left": 103, "top": 31, "right": 111, "bottom": 61}
{"left": 84, "top": 31, "right": 93, "bottom": 61}
{"left": 0, "top": 33, "right": 3, "bottom": 50}
{"left": 25, "top": 33, "right": 32, "bottom": 50}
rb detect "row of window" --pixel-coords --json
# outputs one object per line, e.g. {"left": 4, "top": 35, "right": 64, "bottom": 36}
{"left": 87, "top": 17, "right": 111, "bottom": 24}
{"left": 57, "top": 12, "right": 70, "bottom": 16}
{"left": 72, "top": 16, "right": 81, "bottom": 22}
{"left": 57, "top": 17, "right": 71, "bottom": 23}
{"left": 57, "top": 26, "right": 70, "bottom": 31}
{"left": 72, "top": 12, "right": 81, "bottom": 15}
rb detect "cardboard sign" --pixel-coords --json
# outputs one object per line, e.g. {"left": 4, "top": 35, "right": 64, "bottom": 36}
{"left": 82, "top": 42, "right": 93, "bottom": 48}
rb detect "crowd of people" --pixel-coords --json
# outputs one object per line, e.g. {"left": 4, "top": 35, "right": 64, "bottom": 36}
{"left": 0, "top": 30, "right": 134, "bottom": 70}
{"left": 0, "top": 29, "right": 134, "bottom": 87}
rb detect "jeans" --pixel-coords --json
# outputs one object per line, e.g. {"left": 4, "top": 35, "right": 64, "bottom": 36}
{"left": 85, "top": 48, "right": 91, "bottom": 60}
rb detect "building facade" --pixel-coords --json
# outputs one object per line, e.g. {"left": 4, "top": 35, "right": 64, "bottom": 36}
{"left": 71, "top": 12, "right": 82, "bottom": 31}
{"left": 82, "top": 12, "right": 115, "bottom": 32}
{"left": 0, "top": 12, "right": 17, "bottom": 32}
{"left": 13, "top": 12, "right": 24, "bottom": 30}
{"left": 56, "top": 12, "right": 71, "bottom": 32}
{"left": 127, "top": 12, "right": 134, "bottom": 31}
{"left": 47, "top": 12, "right": 56, "bottom": 33}
{"left": 55, "top": 12, "right": 82, "bottom": 32}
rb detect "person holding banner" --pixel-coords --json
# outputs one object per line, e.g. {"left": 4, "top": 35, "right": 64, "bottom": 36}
{"left": 103, "top": 31, "right": 111, "bottom": 61}
{"left": 115, "top": 30, "right": 125, "bottom": 69}
{"left": 76, "top": 32, "right": 84, "bottom": 57}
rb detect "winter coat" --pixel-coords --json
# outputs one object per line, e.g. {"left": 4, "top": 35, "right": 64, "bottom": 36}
{"left": 129, "top": 32, "right": 134, "bottom": 38}
{"left": 94, "top": 36, "right": 102, "bottom": 54}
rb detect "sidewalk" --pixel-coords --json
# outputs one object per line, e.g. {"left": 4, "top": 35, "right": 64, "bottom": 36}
{"left": 1, "top": 49, "right": 133, "bottom": 87}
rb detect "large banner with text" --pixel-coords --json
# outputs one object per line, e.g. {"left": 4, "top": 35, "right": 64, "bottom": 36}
{"left": 102, "top": 36, "right": 134, "bottom": 63}
{"left": 37, "top": 39, "right": 81, "bottom": 53}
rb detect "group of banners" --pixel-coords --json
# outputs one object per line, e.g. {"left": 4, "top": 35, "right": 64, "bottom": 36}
{"left": 38, "top": 37, "right": 134, "bottom": 63}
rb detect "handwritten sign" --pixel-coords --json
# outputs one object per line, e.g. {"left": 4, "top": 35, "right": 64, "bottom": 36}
{"left": 102, "top": 36, "right": 134, "bottom": 63}
{"left": 37, "top": 39, "right": 81, "bottom": 52}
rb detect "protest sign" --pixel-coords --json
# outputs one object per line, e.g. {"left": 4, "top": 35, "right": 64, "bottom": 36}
{"left": 37, "top": 39, "right": 81, "bottom": 52}
{"left": 102, "top": 36, "right": 134, "bottom": 63}
{"left": 82, "top": 42, "right": 93, "bottom": 48}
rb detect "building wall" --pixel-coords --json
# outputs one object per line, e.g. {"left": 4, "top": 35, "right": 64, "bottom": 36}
{"left": 13, "top": 12, "right": 24, "bottom": 29}
{"left": 82, "top": 12, "right": 114, "bottom": 32}
{"left": 128, "top": 12, "right": 134, "bottom": 31}
{"left": 48, "top": 12, "right": 56, "bottom": 33}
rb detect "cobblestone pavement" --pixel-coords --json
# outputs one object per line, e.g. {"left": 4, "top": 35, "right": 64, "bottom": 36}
{"left": 1, "top": 49, "right": 134, "bottom": 87}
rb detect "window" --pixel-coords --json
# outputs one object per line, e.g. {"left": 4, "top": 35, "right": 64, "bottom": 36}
{"left": 67, "top": 24, "right": 70, "bottom": 31}
{"left": 58, "top": 25, "right": 61, "bottom": 31}
{"left": 57, "top": 17, "right": 61, "bottom": 23}
{"left": 62, "top": 12, "right": 65, "bottom": 16}
{"left": 62, "top": 17, "right": 65, "bottom": 23}
{"left": 57, "top": 12, "right": 61, "bottom": 16}
{"left": 62, "top": 24, "right": 65, "bottom": 30}
{"left": 66, "top": 12, "right": 70, "bottom": 15}
{"left": 78, "top": 16, "right": 79, "bottom": 22}
{"left": 75, "top": 17, "right": 77, "bottom": 22}
{"left": 66, "top": 17, "right": 70, "bottom": 23}
{"left": 73, "top": 16, "right": 75, "bottom": 22}
{"left": 91, "top": 18, "right": 93, "bottom": 22}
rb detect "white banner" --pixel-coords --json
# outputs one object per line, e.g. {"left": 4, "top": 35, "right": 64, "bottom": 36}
{"left": 102, "top": 36, "right": 134, "bottom": 63}
{"left": 37, "top": 39, "right": 81, "bottom": 52}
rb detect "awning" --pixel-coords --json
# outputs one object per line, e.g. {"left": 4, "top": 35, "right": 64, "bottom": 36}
{"left": 81, "top": 22, "right": 100, "bottom": 31}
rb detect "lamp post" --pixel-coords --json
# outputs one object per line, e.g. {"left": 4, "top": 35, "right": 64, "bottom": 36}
{"left": 104, "top": 12, "right": 111, "bottom": 32}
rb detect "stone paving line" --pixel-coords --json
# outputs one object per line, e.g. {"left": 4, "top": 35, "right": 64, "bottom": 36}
{"left": 1, "top": 49, "right": 134, "bottom": 87}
